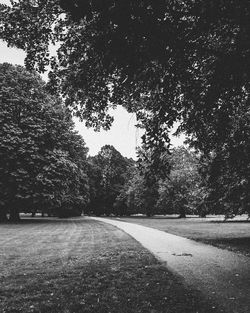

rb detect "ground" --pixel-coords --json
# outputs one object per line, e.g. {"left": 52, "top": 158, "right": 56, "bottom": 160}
{"left": 115, "top": 215, "right": 250, "bottom": 256}
{"left": 0, "top": 217, "right": 217, "bottom": 313}
{"left": 94, "top": 216, "right": 250, "bottom": 313}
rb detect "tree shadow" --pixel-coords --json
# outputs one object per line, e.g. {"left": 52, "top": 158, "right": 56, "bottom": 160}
{"left": 120, "top": 215, "right": 207, "bottom": 220}
{"left": 123, "top": 215, "right": 181, "bottom": 220}
{"left": 210, "top": 220, "right": 250, "bottom": 224}
{"left": 203, "top": 237, "right": 250, "bottom": 251}
{"left": 3, "top": 216, "right": 89, "bottom": 225}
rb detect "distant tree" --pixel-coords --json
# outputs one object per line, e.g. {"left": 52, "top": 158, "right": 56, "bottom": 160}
{"left": 157, "top": 147, "right": 203, "bottom": 218}
{"left": 0, "top": 63, "right": 89, "bottom": 222}
{"left": 88, "top": 145, "right": 132, "bottom": 216}
{"left": 86, "top": 157, "right": 104, "bottom": 216}
{"left": 114, "top": 146, "right": 169, "bottom": 217}
{"left": 114, "top": 162, "right": 140, "bottom": 216}
{"left": 136, "top": 145, "right": 170, "bottom": 216}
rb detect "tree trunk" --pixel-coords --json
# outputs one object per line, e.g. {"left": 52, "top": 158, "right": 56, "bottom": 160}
{"left": 9, "top": 208, "right": 20, "bottom": 222}
{"left": 198, "top": 203, "right": 207, "bottom": 218}
{"left": 0, "top": 209, "right": 8, "bottom": 223}
{"left": 199, "top": 210, "right": 207, "bottom": 218}
{"left": 178, "top": 207, "right": 186, "bottom": 218}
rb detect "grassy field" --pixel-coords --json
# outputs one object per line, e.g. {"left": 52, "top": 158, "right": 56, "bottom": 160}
{"left": 115, "top": 216, "right": 250, "bottom": 256}
{"left": 0, "top": 217, "right": 219, "bottom": 313}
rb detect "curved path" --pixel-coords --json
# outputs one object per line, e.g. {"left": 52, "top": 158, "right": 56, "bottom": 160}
{"left": 90, "top": 217, "right": 250, "bottom": 313}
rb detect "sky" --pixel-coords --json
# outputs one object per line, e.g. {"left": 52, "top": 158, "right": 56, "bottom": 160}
{"left": 0, "top": 0, "right": 185, "bottom": 158}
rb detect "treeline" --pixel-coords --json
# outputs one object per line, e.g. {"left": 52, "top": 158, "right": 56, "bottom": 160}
{"left": 88, "top": 146, "right": 204, "bottom": 218}
{"left": 88, "top": 144, "right": 250, "bottom": 219}
{"left": 1, "top": 64, "right": 250, "bottom": 222}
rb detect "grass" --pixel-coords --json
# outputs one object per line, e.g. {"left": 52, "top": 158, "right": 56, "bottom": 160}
{"left": 0, "top": 216, "right": 220, "bottom": 313}
{"left": 115, "top": 215, "right": 250, "bottom": 256}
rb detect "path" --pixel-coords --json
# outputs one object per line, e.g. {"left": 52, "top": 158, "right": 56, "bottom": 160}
{"left": 90, "top": 217, "right": 250, "bottom": 313}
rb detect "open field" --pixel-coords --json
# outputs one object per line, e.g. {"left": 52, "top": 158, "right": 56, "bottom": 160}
{"left": 114, "top": 216, "right": 250, "bottom": 256}
{"left": 0, "top": 217, "right": 218, "bottom": 313}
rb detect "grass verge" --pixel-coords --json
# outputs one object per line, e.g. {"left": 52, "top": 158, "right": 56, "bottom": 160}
{"left": 0, "top": 217, "right": 219, "bottom": 313}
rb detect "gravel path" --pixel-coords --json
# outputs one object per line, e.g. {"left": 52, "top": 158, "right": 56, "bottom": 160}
{"left": 90, "top": 217, "right": 250, "bottom": 313}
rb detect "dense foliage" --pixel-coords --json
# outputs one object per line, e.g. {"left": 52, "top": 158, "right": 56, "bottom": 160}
{"left": 87, "top": 145, "right": 134, "bottom": 216}
{"left": 157, "top": 147, "right": 205, "bottom": 218}
{"left": 116, "top": 146, "right": 204, "bottom": 218}
{"left": 1, "top": 1, "right": 249, "bottom": 151}
{"left": 1, "top": 1, "right": 250, "bottom": 217}
{"left": 0, "top": 63, "right": 89, "bottom": 222}
{"left": 200, "top": 101, "right": 250, "bottom": 217}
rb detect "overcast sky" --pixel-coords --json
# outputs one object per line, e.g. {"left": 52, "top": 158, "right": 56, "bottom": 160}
{"left": 0, "top": 0, "right": 185, "bottom": 158}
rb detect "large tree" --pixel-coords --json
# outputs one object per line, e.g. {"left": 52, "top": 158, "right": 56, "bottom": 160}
{"left": 0, "top": 63, "right": 89, "bottom": 222}
{"left": 200, "top": 100, "right": 250, "bottom": 217}
{"left": 1, "top": 1, "right": 249, "bottom": 154}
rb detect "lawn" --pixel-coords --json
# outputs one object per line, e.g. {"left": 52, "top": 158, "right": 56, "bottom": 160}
{"left": 115, "top": 216, "right": 250, "bottom": 256}
{"left": 0, "top": 217, "right": 218, "bottom": 313}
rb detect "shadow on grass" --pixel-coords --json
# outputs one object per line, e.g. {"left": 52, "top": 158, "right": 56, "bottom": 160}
{"left": 117, "top": 215, "right": 182, "bottom": 220}
{"left": 121, "top": 215, "right": 250, "bottom": 222}
{"left": 3, "top": 216, "right": 90, "bottom": 225}
{"left": 206, "top": 236, "right": 250, "bottom": 245}
{"left": 196, "top": 237, "right": 250, "bottom": 256}
{"left": 210, "top": 220, "right": 250, "bottom": 223}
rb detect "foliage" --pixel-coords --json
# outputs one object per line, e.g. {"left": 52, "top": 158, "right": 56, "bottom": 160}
{"left": 201, "top": 101, "right": 250, "bottom": 217}
{"left": 1, "top": 1, "right": 250, "bottom": 152}
{"left": 87, "top": 145, "right": 134, "bottom": 216}
{"left": 114, "top": 146, "right": 170, "bottom": 217}
{"left": 112, "top": 146, "right": 203, "bottom": 218}
{"left": 1, "top": 1, "right": 250, "bottom": 216}
{"left": 156, "top": 147, "right": 204, "bottom": 217}
{"left": 114, "top": 165, "right": 145, "bottom": 216}
{"left": 0, "top": 63, "right": 89, "bottom": 221}
{"left": 117, "top": 146, "right": 203, "bottom": 218}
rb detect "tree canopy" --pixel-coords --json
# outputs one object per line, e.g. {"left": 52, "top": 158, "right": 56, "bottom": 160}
{"left": 87, "top": 144, "right": 134, "bottom": 216}
{"left": 1, "top": 1, "right": 250, "bottom": 218}
{"left": 0, "top": 63, "right": 89, "bottom": 221}
{"left": 1, "top": 0, "right": 250, "bottom": 156}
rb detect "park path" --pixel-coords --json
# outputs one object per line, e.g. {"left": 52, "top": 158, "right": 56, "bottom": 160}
{"left": 90, "top": 217, "right": 250, "bottom": 313}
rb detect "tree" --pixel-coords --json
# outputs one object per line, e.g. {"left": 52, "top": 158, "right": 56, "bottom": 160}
{"left": 1, "top": 1, "right": 249, "bottom": 151}
{"left": 115, "top": 145, "right": 169, "bottom": 217}
{"left": 88, "top": 145, "right": 132, "bottom": 216}
{"left": 157, "top": 147, "right": 203, "bottom": 218}
{"left": 200, "top": 101, "right": 250, "bottom": 218}
{"left": 1, "top": 1, "right": 250, "bottom": 216}
{"left": 85, "top": 156, "right": 104, "bottom": 216}
{"left": 114, "top": 161, "right": 140, "bottom": 216}
{"left": 120, "top": 166, "right": 155, "bottom": 216}
{"left": 0, "top": 63, "right": 89, "bottom": 222}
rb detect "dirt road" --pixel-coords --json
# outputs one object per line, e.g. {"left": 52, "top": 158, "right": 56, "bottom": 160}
{"left": 90, "top": 217, "right": 250, "bottom": 313}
